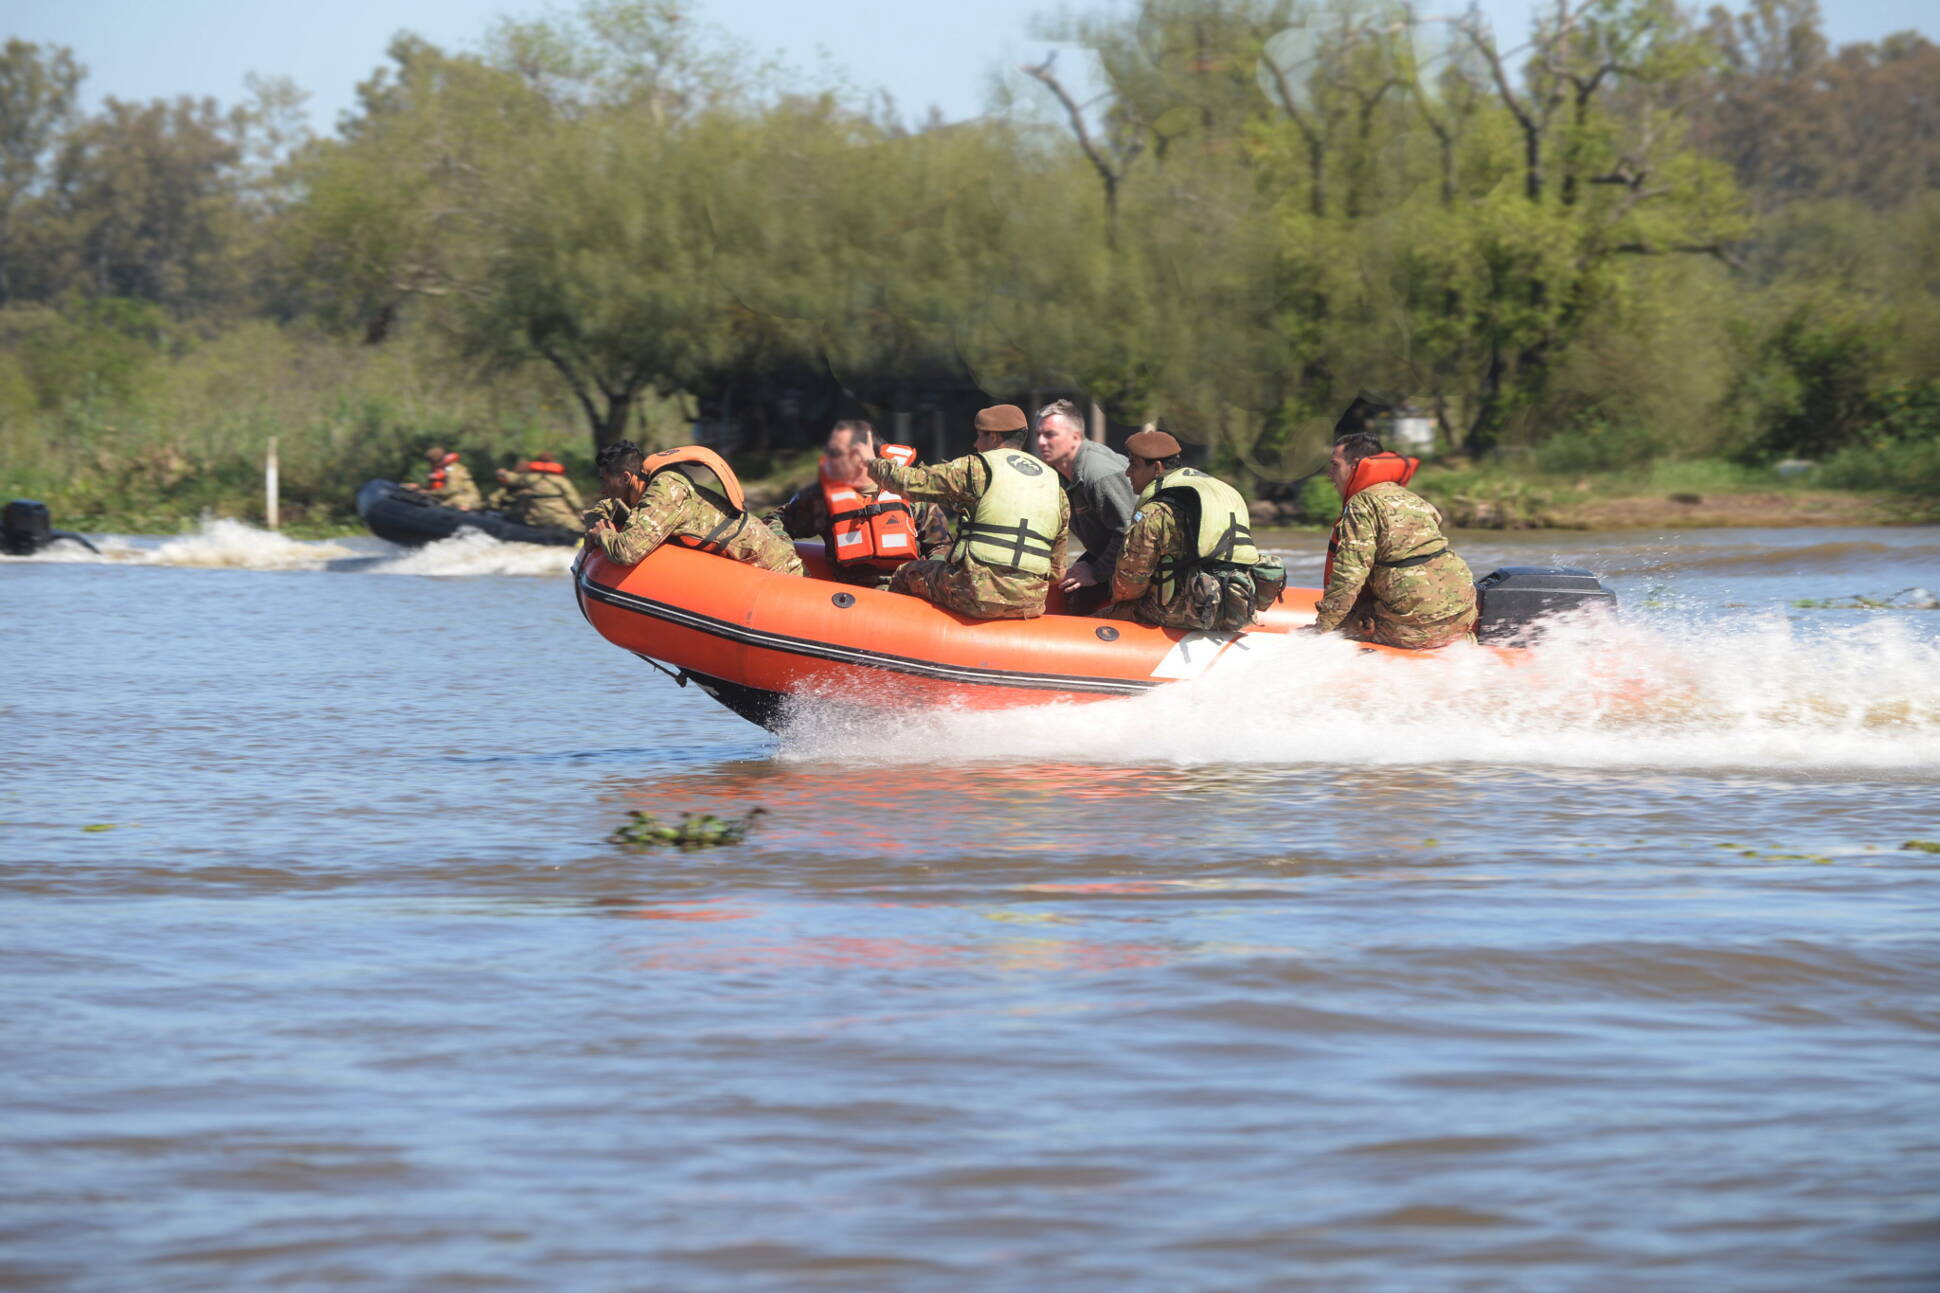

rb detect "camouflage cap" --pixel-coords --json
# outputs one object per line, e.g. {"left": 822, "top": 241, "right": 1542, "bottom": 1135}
{"left": 1125, "top": 429, "right": 1183, "bottom": 460}
{"left": 973, "top": 404, "right": 1029, "bottom": 433}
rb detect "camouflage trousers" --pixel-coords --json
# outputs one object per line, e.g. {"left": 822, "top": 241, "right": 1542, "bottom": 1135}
{"left": 1338, "top": 591, "right": 1476, "bottom": 650}
{"left": 887, "top": 559, "right": 1048, "bottom": 620}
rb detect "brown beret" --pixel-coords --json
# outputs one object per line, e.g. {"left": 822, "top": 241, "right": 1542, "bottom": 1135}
{"left": 973, "top": 404, "right": 1028, "bottom": 434}
{"left": 1126, "top": 429, "right": 1182, "bottom": 460}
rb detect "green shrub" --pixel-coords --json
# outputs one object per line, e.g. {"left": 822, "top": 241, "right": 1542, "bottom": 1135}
{"left": 1295, "top": 474, "right": 1340, "bottom": 522}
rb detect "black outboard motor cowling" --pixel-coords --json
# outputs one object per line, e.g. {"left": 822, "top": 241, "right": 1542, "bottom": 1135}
{"left": 1473, "top": 566, "right": 1617, "bottom": 644}
{"left": 3, "top": 499, "right": 53, "bottom": 555}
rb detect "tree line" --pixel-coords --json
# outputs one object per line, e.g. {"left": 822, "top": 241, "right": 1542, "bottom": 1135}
{"left": 2, "top": 0, "right": 1936, "bottom": 512}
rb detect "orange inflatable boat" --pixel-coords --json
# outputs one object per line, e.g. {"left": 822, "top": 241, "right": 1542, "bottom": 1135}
{"left": 573, "top": 543, "right": 1617, "bottom": 729}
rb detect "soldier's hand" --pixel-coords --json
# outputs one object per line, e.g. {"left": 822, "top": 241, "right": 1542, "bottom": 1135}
{"left": 1058, "top": 561, "right": 1098, "bottom": 592}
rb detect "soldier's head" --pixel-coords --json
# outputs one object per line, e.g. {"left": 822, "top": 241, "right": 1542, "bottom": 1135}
{"left": 822, "top": 420, "right": 877, "bottom": 488}
{"left": 1124, "top": 425, "right": 1183, "bottom": 493}
{"left": 1329, "top": 432, "right": 1384, "bottom": 498}
{"left": 1033, "top": 399, "right": 1086, "bottom": 476}
{"left": 972, "top": 404, "right": 1029, "bottom": 454}
{"left": 595, "top": 439, "right": 649, "bottom": 505}
{"left": 425, "top": 445, "right": 448, "bottom": 466}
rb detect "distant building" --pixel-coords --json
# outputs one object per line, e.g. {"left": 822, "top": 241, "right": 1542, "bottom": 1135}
{"left": 1382, "top": 405, "right": 1438, "bottom": 456}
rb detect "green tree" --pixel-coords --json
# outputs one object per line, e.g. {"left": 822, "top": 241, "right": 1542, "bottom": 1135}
{"left": 0, "top": 39, "right": 83, "bottom": 304}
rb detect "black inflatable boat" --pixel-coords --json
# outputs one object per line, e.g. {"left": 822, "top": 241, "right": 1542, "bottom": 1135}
{"left": 354, "top": 480, "right": 580, "bottom": 548}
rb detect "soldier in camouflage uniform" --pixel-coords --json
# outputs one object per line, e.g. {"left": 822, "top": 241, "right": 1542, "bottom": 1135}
{"left": 764, "top": 420, "right": 952, "bottom": 586}
{"left": 866, "top": 404, "right": 1069, "bottom": 620}
{"left": 1311, "top": 433, "right": 1476, "bottom": 649}
{"left": 584, "top": 440, "right": 804, "bottom": 575}
{"left": 1098, "top": 428, "right": 1267, "bottom": 629}
{"left": 491, "top": 456, "right": 586, "bottom": 530}
{"left": 406, "top": 445, "right": 483, "bottom": 511}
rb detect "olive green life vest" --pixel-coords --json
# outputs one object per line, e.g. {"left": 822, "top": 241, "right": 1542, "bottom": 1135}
{"left": 1138, "top": 468, "right": 1258, "bottom": 602}
{"left": 948, "top": 449, "right": 1063, "bottom": 576}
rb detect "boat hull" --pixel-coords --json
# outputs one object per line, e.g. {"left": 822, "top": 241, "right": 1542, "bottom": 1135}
{"left": 573, "top": 543, "right": 1499, "bottom": 729}
{"left": 356, "top": 479, "right": 580, "bottom": 548}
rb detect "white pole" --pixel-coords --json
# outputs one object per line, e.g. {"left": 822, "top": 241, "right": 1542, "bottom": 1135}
{"left": 265, "top": 437, "right": 279, "bottom": 530}
{"left": 1089, "top": 400, "right": 1106, "bottom": 443}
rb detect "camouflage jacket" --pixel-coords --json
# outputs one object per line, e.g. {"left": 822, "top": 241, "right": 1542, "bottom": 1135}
{"left": 423, "top": 460, "right": 483, "bottom": 511}
{"left": 584, "top": 471, "right": 804, "bottom": 575}
{"left": 1313, "top": 481, "right": 1476, "bottom": 649}
{"left": 868, "top": 451, "right": 1069, "bottom": 618}
{"left": 1096, "top": 497, "right": 1189, "bottom": 626}
{"left": 495, "top": 470, "right": 585, "bottom": 530}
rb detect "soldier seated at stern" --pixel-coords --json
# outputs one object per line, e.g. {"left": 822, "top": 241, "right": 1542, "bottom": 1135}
{"left": 763, "top": 420, "right": 952, "bottom": 587}
{"left": 490, "top": 454, "right": 586, "bottom": 530}
{"left": 583, "top": 439, "right": 804, "bottom": 576}
{"left": 865, "top": 404, "right": 1070, "bottom": 621}
{"left": 1309, "top": 432, "right": 1476, "bottom": 649}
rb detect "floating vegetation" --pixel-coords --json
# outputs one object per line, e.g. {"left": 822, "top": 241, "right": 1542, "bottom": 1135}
{"left": 609, "top": 808, "right": 765, "bottom": 851}
{"left": 1716, "top": 842, "right": 1834, "bottom": 864}
{"left": 1901, "top": 840, "right": 1940, "bottom": 854}
{"left": 1790, "top": 587, "right": 1939, "bottom": 611}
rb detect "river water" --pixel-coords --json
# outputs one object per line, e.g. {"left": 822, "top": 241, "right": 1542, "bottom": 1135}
{"left": 5, "top": 521, "right": 1938, "bottom": 1290}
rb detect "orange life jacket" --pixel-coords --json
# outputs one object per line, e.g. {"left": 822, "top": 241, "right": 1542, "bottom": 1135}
{"left": 1323, "top": 451, "right": 1421, "bottom": 586}
{"left": 521, "top": 457, "right": 566, "bottom": 475}
{"left": 820, "top": 464, "right": 919, "bottom": 571}
{"left": 640, "top": 445, "right": 751, "bottom": 555}
{"left": 427, "top": 451, "right": 461, "bottom": 490}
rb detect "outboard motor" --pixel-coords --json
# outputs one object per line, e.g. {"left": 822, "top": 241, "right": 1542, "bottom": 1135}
{"left": 2, "top": 499, "right": 54, "bottom": 555}
{"left": 1473, "top": 566, "right": 1617, "bottom": 644}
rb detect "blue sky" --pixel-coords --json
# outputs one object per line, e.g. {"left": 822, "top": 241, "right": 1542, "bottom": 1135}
{"left": 10, "top": 0, "right": 1935, "bottom": 136}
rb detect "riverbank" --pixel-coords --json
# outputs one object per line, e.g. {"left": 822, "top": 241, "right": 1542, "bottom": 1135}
{"left": 13, "top": 449, "right": 1934, "bottom": 539}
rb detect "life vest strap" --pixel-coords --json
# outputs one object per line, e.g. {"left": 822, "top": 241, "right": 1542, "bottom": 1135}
{"left": 1203, "top": 514, "right": 1253, "bottom": 563}
{"left": 1376, "top": 546, "right": 1447, "bottom": 569}
{"left": 842, "top": 499, "right": 910, "bottom": 522}
{"left": 961, "top": 518, "right": 1057, "bottom": 568}
{"left": 683, "top": 511, "right": 748, "bottom": 555}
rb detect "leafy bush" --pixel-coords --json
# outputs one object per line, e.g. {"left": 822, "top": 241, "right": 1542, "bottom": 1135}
{"left": 1532, "top": 421, "right": 1675, "bottom": 474}
{"left": 1295, "top": 474, "right": 1340, "bottom": 523}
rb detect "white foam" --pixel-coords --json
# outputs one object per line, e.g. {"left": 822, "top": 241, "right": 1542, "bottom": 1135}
{"left": 0, "top": 536, "right": 108, "bottom": 564}
{"left": 777, "top": 612, "right": 1940, "bottom": 774}
{"left": 136, "top": 519, "right": 358, "bottom": 569}
{"left": 2, "top": 519, "right": 357, "bottom": 569}
{"left": 366, "top": 528, "right": 576, "bottom": 578}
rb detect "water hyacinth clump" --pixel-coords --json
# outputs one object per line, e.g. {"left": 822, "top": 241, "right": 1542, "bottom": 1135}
{"left": 608, "top": 808, "right": 765, "bottom": 850}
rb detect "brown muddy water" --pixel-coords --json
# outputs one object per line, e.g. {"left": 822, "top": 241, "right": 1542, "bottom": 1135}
{"left": 4, "top": 522, "right": 1939, "bottom": 1289}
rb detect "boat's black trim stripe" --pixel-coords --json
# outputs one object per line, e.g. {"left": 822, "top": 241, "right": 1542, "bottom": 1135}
{"left": 580, "top": 568, "right": 1160, "bottom": 696}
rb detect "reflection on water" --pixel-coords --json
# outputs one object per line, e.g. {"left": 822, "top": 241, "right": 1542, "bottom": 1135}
{"left": 3, "top": 524, "right": 1938, "bottom": 1289}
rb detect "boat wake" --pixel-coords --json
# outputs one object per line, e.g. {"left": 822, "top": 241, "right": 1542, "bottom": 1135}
{"left": 363, "top": 529, "right": 576, "bottom": 578}
{"left": 1, "top": 518, "right": 573, "bottom": 576}
{"left": 777, "top": 612, "right": 1940, "bottom": 774}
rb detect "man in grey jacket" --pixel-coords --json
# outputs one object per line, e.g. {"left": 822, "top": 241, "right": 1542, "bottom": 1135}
{"left": 1034, "top": 399, "right": 1136, "bottom": 614}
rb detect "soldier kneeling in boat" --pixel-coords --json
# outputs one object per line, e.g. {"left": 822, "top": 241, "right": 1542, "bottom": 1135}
{"left": 491, "top": 454, "right": 586, "bottom": 530}
{"left": 1310, "top": 432, "right": 1476, "bottom": 649}
{"left": 584, "top": 440, "right": 805, "bottom": 576}
{"left": 866, "top": 404, "right": 1070, "bottom": 620}
{"left": 764, "top": 420, "right": 951, "bottom": 587}
{"left": 1097, "top": 428, "right": 1285, "bottom": 631}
